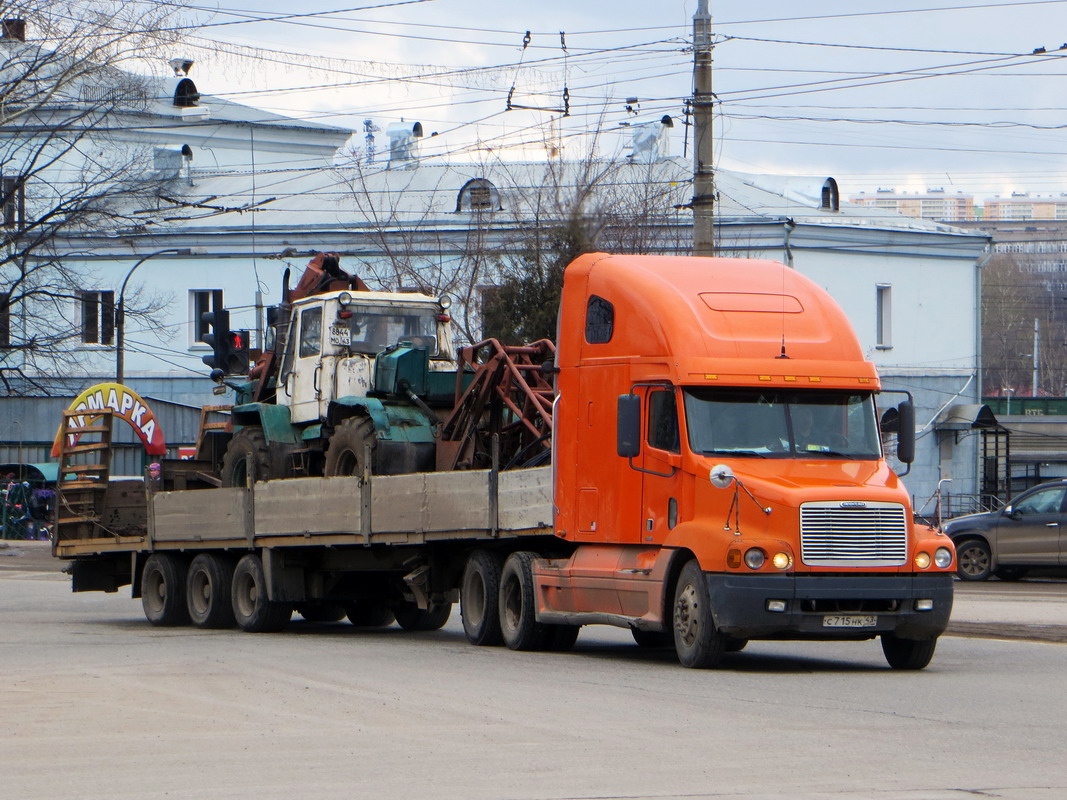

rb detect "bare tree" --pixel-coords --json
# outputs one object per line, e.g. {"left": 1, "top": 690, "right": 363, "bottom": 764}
{"left": 0, "top": 1, "right": 183, "bottom": 394}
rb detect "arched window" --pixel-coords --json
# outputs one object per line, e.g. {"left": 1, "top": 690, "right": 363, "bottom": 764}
{"left": 821, "top": 177, "right": 840, "bottom": 212}
{"left": 457, "top": 178, "right": 500, "bottom": 213}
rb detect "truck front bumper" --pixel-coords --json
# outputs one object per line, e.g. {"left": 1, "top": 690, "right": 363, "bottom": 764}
{"left": 705, "top": 572, "right": 953, "bottom": 641}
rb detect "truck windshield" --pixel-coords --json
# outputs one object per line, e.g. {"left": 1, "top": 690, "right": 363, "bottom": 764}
{"left": 344, "top": 307, "right": 439, "bottom": 356}
{"left": 683, "top": 388, "right": 881, "bottom": 459}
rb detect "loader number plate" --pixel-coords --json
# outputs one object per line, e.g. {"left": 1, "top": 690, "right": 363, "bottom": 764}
{"left": 823, "top": 615, "right": 877, "bottom": 628}
{"left": 329, "top": 325, "right": 351, "bottom": 346}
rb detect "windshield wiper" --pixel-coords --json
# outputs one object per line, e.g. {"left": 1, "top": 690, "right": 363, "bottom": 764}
{"left": 700, "top": 449, "right": 768, "bottom": 458}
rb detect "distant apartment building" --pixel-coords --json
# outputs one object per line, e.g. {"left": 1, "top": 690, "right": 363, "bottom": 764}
{"left": 850, "top": 188, "right": 975, "bottom": 222}
{"left": 983, "top": 194, "right": 1067, "bottom": 221}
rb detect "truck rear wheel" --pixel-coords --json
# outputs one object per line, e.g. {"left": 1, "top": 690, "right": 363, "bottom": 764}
{"left": 325, "top": 417, "right": 376, "bottom": 477}
{"left": 186, "top": 553, "right": 236, "bottom": 629}
{"left": 394, "top": 601, "right": 452, "bottom": 631}
{"left": 232, "top": 554, "right": 292, "bottom": 632}
{"left": 461, "top": 549, "right": 505, "bottom": 646}
{"left": 672, "top": 560, "right": 726, "bottom": 669}
{"left": 141, "top": 553, "right": 190, "bottom": 627}
{"left": 499, "top": 551, "right": 552, "bottom": 651}
{"left": 881, "top": 634, "right": 937, "bottom": 670}
{"left": 296, "top": 603, "right": 347, "bottom": 623}
{"left": 222, "top": 428, "right": 276, "bottom": 487}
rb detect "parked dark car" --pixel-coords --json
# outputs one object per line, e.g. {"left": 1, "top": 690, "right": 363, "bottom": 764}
{"left": 944, "top": 479, "right": 1067, "bottom": 580}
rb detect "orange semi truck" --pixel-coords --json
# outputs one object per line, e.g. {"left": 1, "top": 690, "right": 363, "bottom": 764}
{"left": 53, "top": 254, "right": 955, "bottom": 670}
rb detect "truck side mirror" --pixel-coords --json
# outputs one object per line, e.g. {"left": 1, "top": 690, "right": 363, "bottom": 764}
{"left": 896, "top": 400, "right": 916, "bottom": 465}
{"left": 617, "top": 394, "right": 641, "bottom": 458}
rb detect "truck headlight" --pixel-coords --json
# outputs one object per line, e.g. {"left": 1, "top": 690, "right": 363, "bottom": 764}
{"left": 934, "top": 547, "right": 953, "bottom": 568}
{"left": 914, "top": 551, "right": 931, "bottom": 569}
{"left": 772, "top": 552, "right": 792, "bottom": 570}
{"left": 744, "top": 548, "right": 766, "bottom": 570}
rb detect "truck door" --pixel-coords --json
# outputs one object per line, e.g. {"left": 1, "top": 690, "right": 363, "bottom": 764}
{"left": 639, "top": 386, "right": 682, "bottom": 545}
{"left": 994, "top": 483, "right": 1065, "bottom": 566}
{"left": 286, "top": 305, "right": 323, "bottom": 425}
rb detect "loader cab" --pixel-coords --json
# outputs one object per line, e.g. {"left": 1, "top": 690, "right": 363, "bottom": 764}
{"left": 277, "top": 290, "right": 454, "bottom": 425}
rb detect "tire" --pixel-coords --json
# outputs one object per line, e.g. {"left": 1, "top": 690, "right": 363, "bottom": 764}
{"left": 222, "top": 428, "right": 278, "bottom": 487}
{"left": 881, "top": 634, "right": 938, "bottom": 670}
{"left": 499, "top": 551, "right": 552, "bottom": 651}
{"left": 461, "top": 549, "right": 505, "bottom": 646}
{"left": 141, "top": 553, "right": 190, "bottom": 626}
{"left": 632, "top": 629, "right": 673, "bottom": 649}
{"left": 955, "top": 538, "right": 993, "bottom": 581}
{"left": 723, "top": 636, "right": 748, "bottom": 653}
{"left": 344, "top": 601, "right": 396, "bottom": 628}
{"left": 231, "top": 553, "right": 293, "bottom": 632}
{"left": 296, "top": 602, "right": 347, "bottom": 623}
{"left": 394, "top": 601, "right": 452, "bottom": 631}
{"left": 545, "top": 624, "right": 580, "bottom": 651}
{"left": 325, "top": 417, "right": 376, "bottom": 477}
{"left": 994, "top": 566, "right": 1029, "bottom": 582}
{"left": 672, "top": 560, "right": 726, "bottom": 669}
{"left": 186, "top": 553, "right": 236, "bottom": 629}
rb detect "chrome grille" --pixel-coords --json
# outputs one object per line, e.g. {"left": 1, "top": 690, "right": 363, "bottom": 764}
{"left": 800, "top": 502, "right": 908, "bottom": 566}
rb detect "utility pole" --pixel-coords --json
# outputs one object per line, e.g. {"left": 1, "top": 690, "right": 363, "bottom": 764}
{"left": 692, "top": 0, "right": 715, "bottom": 255}
{"left": 1032, "top": 317, "right": 1040, "bottom": 396}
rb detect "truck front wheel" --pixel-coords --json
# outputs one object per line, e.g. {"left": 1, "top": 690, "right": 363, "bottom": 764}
{"left": 461, "top": 549, "right": 505, "bottom": 646}
{"left": 142, "top": 553, "right": 190, "bottom": 627}
{"left": 232, "top": 554, "right": 292, "bottom": 632}
{"left": 881, "top": 634, "right": 937, "bottom": 670}
{"left": 672, "top": 560, "right": 726, "bottom": 669}
{"left": 186, "top": 553, "right": 236, "bottom": 629}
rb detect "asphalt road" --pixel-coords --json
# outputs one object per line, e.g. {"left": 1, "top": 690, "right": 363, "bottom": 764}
{"left": 2, "top": 543, "right": 1066, "bottom": 800}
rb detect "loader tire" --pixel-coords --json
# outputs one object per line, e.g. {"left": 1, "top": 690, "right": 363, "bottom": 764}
{"left": 232, "top": 554, "right": 292, "bottom": 633}
{"left": 325, "top": 417, "right": 377, "bottom": 477}
{"left": 461, "top": 549, "right": 505, "bottom": 646}
{"left": 222, "top": 427, "right": 279, "bottom": 487}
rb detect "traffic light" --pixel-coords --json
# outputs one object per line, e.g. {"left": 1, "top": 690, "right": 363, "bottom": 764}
{"left": 226, "top": 329, "right": 251, "bottom": 375}
{"left": 201, "top": 309, "right": 230, "bottom": 372}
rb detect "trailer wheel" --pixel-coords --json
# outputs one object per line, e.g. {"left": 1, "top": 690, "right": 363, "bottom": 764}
{"left": 141, "top": 553, "right": 190, "bottom": 627}
{"left": 499, "top": 551, "right": 552, "bottom": 651}
{"left": 344, "top": 601, "right": 396, "bottom": 628}
{"left": 222, "top": 428, "right": 276, "bottom": 487}
{"left": 325, "top": 417, "right": 376, "bottom": 477}
{"left": 672, "top": 559, "right": 726, "bottom": 669}
{"left": 186, "top": 553, "right": 236, "bottom": 629}
{"left": 232, "top": 554, "right": 292, "bottom": 632}
{"left": 461, "top": 549, "right": 505, "bottom": 646}
{"left": 881, "top": 634, "right": 937, "bottom": 670}
{"left": 296, "top": 603, "right": 347, "bottom": 623}
{"left": 394, "top": 601, "right": 452, "bottom": 631}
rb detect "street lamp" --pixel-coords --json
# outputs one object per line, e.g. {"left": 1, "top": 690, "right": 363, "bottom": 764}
{"left": 115, "top": 248, "right": 198, "bottom": 384}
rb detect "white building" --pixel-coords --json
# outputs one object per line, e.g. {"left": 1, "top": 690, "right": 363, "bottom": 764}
{"left": 3, "top": 51, "right": 991, "bottom": 510}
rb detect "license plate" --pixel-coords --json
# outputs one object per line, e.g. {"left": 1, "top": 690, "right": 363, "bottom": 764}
{"left": 329, "top": 325, "right": 351, "bottom": 346}
{"left": 823, "top": 614, "right": 877, "bottom": 628}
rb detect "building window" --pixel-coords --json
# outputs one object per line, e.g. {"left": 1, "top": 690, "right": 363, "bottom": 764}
{"left": 80, "top": 290, "right": 115, "bottom": 345}
{"left": 0, "top": 292, "right": 10, "bottom": 348}
{"left": 647, "top": 389, "right": 680, "bottom": 453}
{"left": 457, "top": 178, "right": 499, "bottom": 213}
{"left": 876, "top": 284, "right": 892, "bottom": 349}
{"left": 192, "top": 289, "right": 224, "bottom": 343}
{"left": 1, "top": 175, "right": 25, "bottom": 229}
{"left": 820, "top": 178, "right": 840, "bottom": 212}
{"left": 585, "top": 295, "right": 614, "bottom": 344}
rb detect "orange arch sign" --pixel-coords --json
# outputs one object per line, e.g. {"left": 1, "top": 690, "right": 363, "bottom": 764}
{"left": 51, "top": 383, "right": 166, "bottom": 457}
